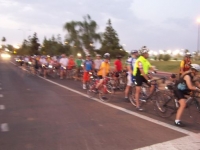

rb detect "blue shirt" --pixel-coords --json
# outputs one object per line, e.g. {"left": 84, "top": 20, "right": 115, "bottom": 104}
{"left": 84, "top": 60, "right": 93, "bottom": 71}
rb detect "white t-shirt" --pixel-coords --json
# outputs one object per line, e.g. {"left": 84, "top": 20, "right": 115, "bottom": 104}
{"left": 59, "top": 58, "right": 68, "bottom": 67}
{"left": 94, "top": 59, "right": 103, "bottom": 70}
{"left": 40, "top": 58, "right": 48, "bottom": 65}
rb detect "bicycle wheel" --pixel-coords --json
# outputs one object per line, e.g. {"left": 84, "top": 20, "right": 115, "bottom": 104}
{"left": 87, "top": 84, "right": 96, "bottom": 98}
{"left": 188, "top": 99, "right": 200, "bottom": 124}
{"left": 99, "top": 84, "right": 114, "bottom": 102}
{"left": 128, "top": 84, "right": 149, "bottom": 107}
{"left": 155, "top": 91, "right": 175, "bottom": 118}
{"left": 128, "top": 85, "right": 136, "bottom": 106}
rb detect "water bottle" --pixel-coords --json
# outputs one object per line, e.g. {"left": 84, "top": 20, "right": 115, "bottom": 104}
{"left": 175, "top": 99, "right": 179, "bottom": 108}
{"left": 142, "top": 87, "right": 146, "bottom": 94}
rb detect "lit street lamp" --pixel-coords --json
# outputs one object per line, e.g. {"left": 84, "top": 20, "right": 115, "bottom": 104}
{"left": 197, "top": 18, "right": 200, "bottom": 54}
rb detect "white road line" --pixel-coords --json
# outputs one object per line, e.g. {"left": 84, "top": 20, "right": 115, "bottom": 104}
{"left": 0, "top": 87, "right": 2, "bottom": 90}
{"left": 38, "top": 76, "right": 195, "bottom": 136}
{"left": 0, "top": 105, "right": 5, "bottom": 110}
{"left": 10, "top": 61, "right": 196, "bottom": 136}
{"left": 1, "top": 123, "right": 9, "bottom": 132}
{"left": 0, "top": 94, "right": 3, "bottom": 97}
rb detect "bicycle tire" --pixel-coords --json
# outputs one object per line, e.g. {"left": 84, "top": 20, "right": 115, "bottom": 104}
{"left": 87, "top": 84, "right": 96, "bottom": 98}
{"left": 128, "top": 84, "right": 149, "bottom": 107}
{"left": 99, "top": 84, "right": 114, "bottom": 102}
{"left": 155, "top": 91, "right": 175, "bottom": 118}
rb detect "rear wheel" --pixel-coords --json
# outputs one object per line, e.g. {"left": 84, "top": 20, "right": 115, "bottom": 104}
{"left": 99, "top": 84, "right": 114, "bottom": 102}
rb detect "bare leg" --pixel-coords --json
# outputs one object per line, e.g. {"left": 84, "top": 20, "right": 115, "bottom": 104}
{"left": 175, "top": 99, "right": 186, "bottom": 120}
{"left": 124, "top": 86, "right": 130, "bottom": 98}
{"left": 135, "top": 86, "right": 141, "bottom": 108}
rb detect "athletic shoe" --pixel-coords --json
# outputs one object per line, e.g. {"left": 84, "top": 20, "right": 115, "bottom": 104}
{"left": 174, "top": 121, "right": 185, "bottom": 127}
{"left": 136, "top": 107, "right": 144, "bottom": 111}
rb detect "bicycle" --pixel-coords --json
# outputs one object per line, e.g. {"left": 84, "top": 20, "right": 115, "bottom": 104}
{"left": 87, "top": 76, "right": 114, "bottom": 102}
{"left": 107, "top": 71, "right": 127, "bottom": 91}
{"left": 155, "top": 84, "right": 200, "bottom": 124}
{"left": 128, "top": 77, "right": 166, "bottom": 107}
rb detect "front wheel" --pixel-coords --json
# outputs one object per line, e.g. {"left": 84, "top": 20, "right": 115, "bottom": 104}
{"left": 87, "top": 84, "right": 96, "bottom": 98}
{"left": 155, "top": 91, "right": 175, "bottom": 118}
{"left": 188, "top": 100, "right": 200, "bottom": 124}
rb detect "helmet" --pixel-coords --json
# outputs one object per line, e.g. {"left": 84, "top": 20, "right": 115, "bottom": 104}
{"left": 86, "top": 53, "right": 91, "bottom": 57}
{"left": 140, "top": 46, "right": 149, "bottom": 54}
{"left": 130, "top": 50, "right": 138, "bottom": 54}
{"left": 104, "top": 53, "right": 110, "bottom": 59}
{"left": 184, "top": 52, "right": 192, "bottom": 58}
{"left": 191, "top": 64, "right": 200, "bottom": 72}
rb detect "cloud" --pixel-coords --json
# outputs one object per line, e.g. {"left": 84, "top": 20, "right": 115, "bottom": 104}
{"left": 0, "top": 0, "right": 200, "bottom": 51}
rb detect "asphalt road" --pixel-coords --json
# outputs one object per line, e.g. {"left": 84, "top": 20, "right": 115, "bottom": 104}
{"left": 0, "top": 59, "right": 199, "bottom": 150}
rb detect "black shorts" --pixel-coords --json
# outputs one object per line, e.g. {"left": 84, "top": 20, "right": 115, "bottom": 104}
{"left": 174, "top": 89, "right": 190, "bottom": 100}
{"left": 98, "top": 75, "right": 103, "bottom": 79}
{"left": 115, "top": 72, "right": 120, "bottom": 77}
{"left": 135, "top": 75, "right": 149, "bottom": 86}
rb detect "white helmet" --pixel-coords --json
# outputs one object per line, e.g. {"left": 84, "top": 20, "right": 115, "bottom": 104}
{"left": 104, "top": 53, "right": 110, "bottom": 59}
{"left": 191, "top": 64, "right": 200, "bottom": 72}
{"left": 140, "top": 46, "right": 149, "bottom": 54}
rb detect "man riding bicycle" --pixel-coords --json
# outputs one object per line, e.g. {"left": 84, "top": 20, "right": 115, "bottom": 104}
{"left": 133, "top": 46, "right": 156, "bottom": 111}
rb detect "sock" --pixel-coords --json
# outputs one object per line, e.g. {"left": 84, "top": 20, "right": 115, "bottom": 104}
{"left": 175, "top": 120, "right": 180, "bottom": 123}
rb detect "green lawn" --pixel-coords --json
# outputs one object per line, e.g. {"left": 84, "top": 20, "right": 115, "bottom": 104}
{"left": 150, "top": 60, "right": 200, "bottom": 73}
{"left": 111, "top": 59, "right": 200, "bottom": 73}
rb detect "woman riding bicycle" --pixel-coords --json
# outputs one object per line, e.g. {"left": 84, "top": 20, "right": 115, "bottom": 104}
{"left": 174, "top": 64, "right": 200, "bottom": 127}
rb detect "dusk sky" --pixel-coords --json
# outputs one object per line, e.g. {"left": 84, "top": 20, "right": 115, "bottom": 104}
{"left": 1, "top": 0, "right": 200, "bottom": 52}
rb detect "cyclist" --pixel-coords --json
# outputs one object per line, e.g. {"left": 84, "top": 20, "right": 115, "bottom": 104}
{"left": 82, "top": 54, "right": 94, "bottom": 89}
{"left": 59, "top": 54, "right": 68, "bottom": 79}
{"left": 133, "top": 46, "right": 155, "bottom": 111}
{"left": 174, "top": 64, "right": 200, "bottom": 127}
{"left": 179, "top": 53, "right": 192, "bottom": 77}
{"left": 124, "top": 50, "right": 139, "bottom": 102}
{"left": 75, "top": 54, "right": 83, "bottom": 80}
{"left": 39, "top": 56, "right": 48, "bottom": 78}
{"left": 94, "top": 53, "right": 110, "bottom": 93}
{"left": 94, "top": 54, "right": 102, "bottom": 73}
{"left": 113, "top": 55, "right": 123, "bottom": 89}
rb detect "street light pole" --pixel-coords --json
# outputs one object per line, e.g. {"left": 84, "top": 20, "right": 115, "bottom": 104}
{"left": 197, "top": 18, "right": 200, "bottom": 54}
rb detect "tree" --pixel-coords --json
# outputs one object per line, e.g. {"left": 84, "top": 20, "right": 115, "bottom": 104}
{"left": 99, "top": 19, "right": 127, "bottom": 58}
{"left": 64, "top": 21, "right": 82, "bottom": 55}
{"left": 63, "top": 15, "right": 101, "bottom": 56}
{"left": 29, "top": 33, "right": 40, "bottom": 55}
{"left": 40, "top": 36, "right": 71, "bottom": 56}
{"left": 163, "top": 54, "right": 171, "bottom": 61}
